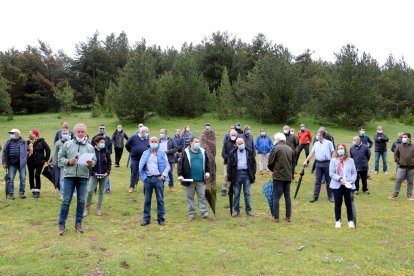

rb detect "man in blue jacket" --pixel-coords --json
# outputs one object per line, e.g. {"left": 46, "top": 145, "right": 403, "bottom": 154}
{"left": 139, "top": 136, "right": 170, "bottom": 226}
{"left": 255, "top": 129, "right": 273, "bottom": 174}
{"left": 350, "top": 136, "right": 371, "bottom": 194}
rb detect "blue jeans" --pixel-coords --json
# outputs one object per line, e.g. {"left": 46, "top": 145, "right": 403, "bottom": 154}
{"left": 105, "top": 177, "right": 110, "bottom": 190}
{"left": 168, "top": 162, "right": 174, "bottom": 188}
{"left": 313, "top": 161, "right": 332, "bottom": 199}
{"left": 143, "top": 177, "right": 165, "bottom": 222}
{"left": 58, "top": 177, "right": 88, "bottom": 226}
{"left": 130, "top": 158, "right": 140, "bottom": 188}
{"left": 233, "top": 171, "right": 252, "bottom": 213}
{"left": 375, "top": 151, "right": 387, "bottom": 172}
{"left": 7, "top": 164, "right": 26, "bottom": 195}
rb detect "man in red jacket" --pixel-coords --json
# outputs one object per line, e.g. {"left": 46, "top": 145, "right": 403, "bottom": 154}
{"left": 296, "top": 123, "right": 312, "bottom": 165}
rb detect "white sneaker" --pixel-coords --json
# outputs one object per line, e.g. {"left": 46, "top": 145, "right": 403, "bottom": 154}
{"left": 374, "top": 171, "right": 378, "bottom": 174}
{"left": 348, "top": 221, "right": 355, "bottom": 229}
{"left": 59, "top": 195, "right": 63, "bottom": 201}
{"left": 335, "top": 220, "right": 341, "bottom": 229}
{"left": 384, "top": 171, "right": 388, "bottom": 175}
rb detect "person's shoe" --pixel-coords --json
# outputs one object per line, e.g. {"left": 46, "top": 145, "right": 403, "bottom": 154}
{"left": 354, "top": 191, "right": 359, "bottom": 195}
{"left": 7, "top": 194, "right": 15, "bottom": 200}
{"left": 260, "top": 170, "right": 263, "bottom": 175}
{"left": 348, "top": 221, "right": 355, "bottom": 229}
{"left": 221, "top": 190, "right": 227, "bottom": 197}
{"left": 328, "top": 196, "right": 335, "bottom": 203}
{"left": 407, "top": 195, "right": 414, "bottom": 201}
{"left": 246, "top": 211, "right": 255, "bottom": 217}
{"left": 74, "top": 223, "right": 84, "bottom": 233}
{"left": 363, "top": 190, "right": 370, "bottom": 195}
{"left": 31, "top": 191, "right": 35, "bottom": 198}
{"left": 335, "top": 220, "right": 341, "bottom": 229}
{"left": 58, "top": 225, "right": 65, "bottom": 236}
{"left": 19, "top": 193, "right": 26, "bottom": 199}
{"left": 374, "top": 171, "right": 378, "bottom": 174}
{"left": 115, "top": 164, "right": 120, "bottom": 168}
{"left": 232, "top": 211, "right": 239, "bottom": 217}
{"left": 169, "top": 187, "right": 176, "bottom": 192}
{"left": 272, "top": 217, "right": 279, "bottom": 223}
{"left": 95, "top": 205, "right": 102, "bottom": 216}
{"left": 83, "top": 204, "right": 91, "bottom": 217}
{"left": 384, "top": 171, "right": 388, "bottom": 175}
{"left": 128, "top": 188, "right": 135, "bottom": 193}
{"left": 388, "top": 192, "right": 398, "bottom": 199}
{"left": 105, "top": 189, "right": 111, "bottom": 194}
{"left": 158, "top": 220, "right": 165, "bottom": 226}
{"left": 140, "top": 220, "right": 150, "bottom": 226}
{"left": 188, "top": 216, "right": 195, "bottom": 222}
{"left": 309, "top": 197, "right": 318, "bottom": 203}
{"left": 59, "top": 195, "right": 63, "bottom": 201}
{"left": 203, "top": 215, "right": 213, "bottom": 221}
{"left": 285, "top": 218, "right": 291, "bottom": 223}
{"left": 321, "top": 180, "right": 326, "bottom": 184}
{"left": 34, "top": 192, "right": 40, "bottom": 198}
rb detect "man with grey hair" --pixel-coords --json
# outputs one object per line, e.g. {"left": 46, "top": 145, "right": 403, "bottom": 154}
{"left": 268, "top": 133, "right": 294, "bottom": 222}
{"left": 125, "top": 126, "right": 149, "bottom": 193}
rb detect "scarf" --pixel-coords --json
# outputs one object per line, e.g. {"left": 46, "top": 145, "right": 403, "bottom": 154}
{"left": 28, "top": 137, "right": 39, "bottom": 157}
{"left": 336, "top": 156, "right": 345, "bottom": 175}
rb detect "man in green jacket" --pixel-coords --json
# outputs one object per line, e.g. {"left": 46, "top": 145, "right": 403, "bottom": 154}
{"left": 57, "top": 123, "right": 96, "bottom": 236}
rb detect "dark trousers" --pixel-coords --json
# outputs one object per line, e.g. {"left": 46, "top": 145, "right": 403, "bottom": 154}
{"left": 272, "top": 180, "right": 292, "bottom": 219}
{"left": 313, "top": 161, "right": 332, "bottom": 199}
{"left": 332, "top": 185, "right": 353, "bottom": 222}
{"left": 114, "top": 147, "right": 123, "bottom": 166}
{"left": 355, "top": 170, "right": 368, "bottom": 192}
{"left": 28, "top": 163, "right": 43, "bottom": 190}
{"left": 296, "top": 144, "right": 310, "bottom": 166}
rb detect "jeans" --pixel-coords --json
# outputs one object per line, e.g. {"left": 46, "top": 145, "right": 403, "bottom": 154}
{"left": 114, "top": 147, "right": 123, "bottom": 166}
{"left": 87, "top": 175, "right": 108, "bottom": 206}
{"left": 130, "top": 158, "right": 140, "bottom": 188}
{"left": 7, "top": 164, "right": 26, "bottom": 195}
{"left": 58, "top": 177, "right": 88, "bottom": 226}
{"left": 374, "top": 151, "right": 387, "bottom": 172}
{"left": 168, "top": 162, "right": 174, "bottom": 188}
{"left": 143, "top": 177, "right": 165, "bottom": 222}
{"left": 233, "top": 171, "right": 252, "bottom": 213}
{"left": 59, "top": 168, "right": 65, "bottom": 195}
{"left": 394, "top": 167, "right": 414, "bottom": 196}
{"left": 355, "top": 170, "right": 368, "bottom": 192}
{"left": 313, "top": 161, "right": 332, "bottom": 199}
{"left": 332, "top": 185, "right": 353, "bottom": 222}
{"left": 105, "top": 177, "right": 110, "bottom": 190}
{"left": 259, "top": 153, "right": 269, "bottom": 172}
{"left": 28, "top": 163, "right": 43, "bottom": 191}
{"left": 184, "top": 181, "right": 209, "bottom": 217}
{"left": 272, "top": 180, "right": 292, "bottom": 219}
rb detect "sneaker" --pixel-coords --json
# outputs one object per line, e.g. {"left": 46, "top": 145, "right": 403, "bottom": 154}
{"left": 272, "top": 217, "right": 279, "bottom": 223}
{"left": 58, "top": 225, "right": 65, "bottom": 236}
{"left": 59, "top": 195, "right": 63, "bottom": 201}
{"left": 407, "top": 195, "right": 414, "bottom": 201}
{"left": 363, "top": 191, "right": 370, "bottom": 195}
{"left": 388, "top": 193, "right": 398, "bottom": 199}
{"left": 335, "top": 220, "right": 341, "bottom": 229}
{"left": 374, "top": 171, "right": 378, "bottom": 174}
{"left": 203, "top": 215, "right": 213, "bottom": 221}
{"left": 188, "top": 216, "right": 195, "bottom": 222}
{"left": 128, "top": 188, "right": 135, "bottom": 193}
{"left": 348, "top": 221, "right": 355, "bottom": 229}
{"left": 354, "top": 191, "right": 359, "bottom": 195}
{"left": 105, "top": 189, "right": 111, "bottom": 194}
{"left": 285, "top": 218, "right": 291, "bottom": 223}
{"left": 7, "top": 194, "right": 15, "bottom": 200}
{"left": 232, "top": 211, "right": 239, "bottom": 217}
{"left": 246, "top": 211, "right": 255, "bottom": 217}
{"left": 384, "top": 171, "right": 388, "bottom": 175}
{"left": 19, "top": 193, "right": 26, "bottom": 199}
{"left": 221, "top": 190, "right": 227, "bottom": 197}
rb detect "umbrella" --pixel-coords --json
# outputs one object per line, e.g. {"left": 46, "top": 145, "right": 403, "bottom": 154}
{"left": 263, "top": 180, "right": 274, "bottom": 217}
{"left": 4, "top": 168, "right": 10, "bottom": 198}
{"left": 294, "top": 166, "right": 306, "bottom": 199}
{"left": 351, "top": 192, "right": 357, "bottom": 229}
{"left": 205, "top": 179, "right": 216, "bottom": 215}
{"left": 228, "top": 181, "right": 234, "bottom": 216}
{"left": 42, "top": 164, "right": 57, "bottom": 188}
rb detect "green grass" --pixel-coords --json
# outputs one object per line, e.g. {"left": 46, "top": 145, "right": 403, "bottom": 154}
{"left": 0, "top": 112, "right": 413, "bottom": 275}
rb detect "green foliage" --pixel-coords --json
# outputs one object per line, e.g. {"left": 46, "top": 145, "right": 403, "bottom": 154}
{"left": 54, "top": 84, "right": 74, "bottom": 113}
{"left": 399, "top": 107, "right": 414, "bottom": 125}
{"left": 91, "top": 95, "right": 102, "bottom": 118}
{"left": 0, "top": 75, "right": 13, "bottom": 119}
{"left": 216, "top": 67, "right": 237, "bottom": 120}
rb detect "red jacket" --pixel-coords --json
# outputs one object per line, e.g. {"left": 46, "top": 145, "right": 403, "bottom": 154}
{"left": 298, "top": 129, "right": 312, "bottom": 145}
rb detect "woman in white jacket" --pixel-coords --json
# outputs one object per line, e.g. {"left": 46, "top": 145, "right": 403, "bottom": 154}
{"left": 329, "top": 144, "right": 357, "bottom": 229}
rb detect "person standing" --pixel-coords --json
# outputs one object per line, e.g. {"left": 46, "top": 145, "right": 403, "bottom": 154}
{"left": 241, "top": 125, "right": 255, "bottom": 157}
{"left": 125, "top": 126, "right": 149, "bottom": 193}
{"left": 181, "top": 125, "right": 193, "bottom": 149}
{"left": 255, "top": 129, "right": 272, "bottom": 174}
{"left": 223, "top": 125, "right": 236, "bottom": 144}
{"left": 350, "top": 136, "right": 371, "bottom": 194}
{"left": 139, "top": 137, "right": 170, "bottom": 226}
{"left": 84, "top": 136, "right": 112, "bottom": 217}
{"left": 54, "top": 122, "right": 74, "bottom": 144}
{"left": 304, "top": 128, "right": 335, "bottom": 203}
{"left": 267, "top": 133, "right": 294, "bottom": 223}
{"left": 283, "top": 125, "right": 299, "bottom": 179}
{"left": 200, "top": 123, "right": 217, "bottom": 195}
{"left": 221, "top": 130, "right": 238, "bottom": 196}
{"left": 27, "top": 130, "right": 51, "bottom": 198}
{"left": 297, "top": 123, "right": 312, "bottom": 164}
{"left": 388, "top": 133, "right": 414, "bottom": 200}
{"left": 374, "top": 126, "right": 389, "bottom": 174}
{"left": 57, "top": 123, "right": 96, "bottom": 236}
{"left": 2, "top": 129, "right": 28, "bottom": 199}
{"left": 359, "top": 127, "right": 373, "bottom": 148}
{"left": 159, "top": 129, "right": 177, "bottom": 192}
{"left": 111, "top": 124, "right": 129, "bottom": 168}
{"left": 92, "top": 124, "right": 113, "bottom": 193}
{"left": 53, "top": 128, "right": 71, "bottom": 200}
{"left": 177, "top": 137, "right": 212, "bottom": 221}
{"left": 391, "top": 132, "right": 404, "bottom": 171}
{"left": 329, "top": 144, "right": 357, "bottom": 229}
{"left": 235, "top": 122, "right": 243, "bottom": 135}
{"left": 173, "top": 129, "right": 184, "bottom": 162}
{"left": 227, "top": 138, "right": 257, "bottom": 217}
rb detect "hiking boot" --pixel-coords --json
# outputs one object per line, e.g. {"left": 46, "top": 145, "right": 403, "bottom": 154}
{"left": 19, "top": 193, "right": 26, "bottom": 199}
{"left": 7, "top": 194, "right": 15, "bottom": 200}
{"left": 74, "top": 223, "right": 84, "bottom": 233}
{"left": 58, "top": 225, "right": 65, "bottom": 236}
{"left": 203, "top": 215, "right": 213, "bottom": 221}
{"left": 388, "top": 192, "right": 398, "bottom": 199}
{"left": 128, "top": 188, "right": 135, "bottom": 193}
{"left": 95, "top": 205, "right": 102, "bottom": 216}
{"left": 83, "top": 204, "right": 91, "bottom": 217}
{"left": 285, "top": 218, "right": 291, "bottom": 223}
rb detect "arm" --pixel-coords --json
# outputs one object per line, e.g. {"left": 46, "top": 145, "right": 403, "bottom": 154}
{"left": 2, "top": 141, "right": 9, "bottom": 167}
{"left": 111, "top": 133, "right": 116, "bottom": 145}
{"left": 349, "top": 159, "right": 357, "bottom": 183}
{"left": 367, "top": 137, "right": 373, "bottom": 149}
{"left": 106, "top": 151, "right": 112, "bottom": 175}
{"left": 394, "top": 146, "right": 400, "bottom": 163}
{"left": 204, "top": 151, "right": 210, "bottom": 178}
{"left": 43, "top": 140, "right": 51, "bottom": 163}
{"left": 161, "top": 153, "right": 170, "bottom": 178}
{"left": 125, "top": 136, "right": 132, "bottom": 152}
{"left": 168, "top": 139, "right": 178, "bottom": 155}
{"left": 221, "top": 143, "right": 228, "bottom": 161}
{"left": 308, "top": 131, "right": 313, "bottom": 143}
{"left": 177, "top": 152, "right": 184, "bottom": 178}
{"left": 124, "top": 133, "right": 129, "bottom": 141}
{"left": 255, "top": 138, "right": 259, "bottom": 151}
{"left": 367, "top": 147, "right": 371, "bottom": 161}
{"left": 383, "top": 134, "right": 389, "bottom": 142}
{"left": 267, "top": 147, "right": 276, "bottom": 171}
{"left": 304, "top": 147, "right": 315, "bottom": 165}
{"left": 58, "top": 143, "right": 69, "bottom": 167}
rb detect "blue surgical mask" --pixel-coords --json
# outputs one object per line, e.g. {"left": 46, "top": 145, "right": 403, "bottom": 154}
{"left": 337, "top": 149, "right": 345, "bottom": 156}
{"left": 144, "top": 133, "right": 149, "bottom": 139}
{"left": 316, "top": 136, "right": 320, "bottom": 141}
{"left": 301, "top": 127, "right": 305, "bottom": 132}
{"left": 99, "top": 143, "right": 106, "bottom": 149}
{"left": 150, "top": 143, "right": 158, "bottom": 149}
{"left": 160, "top": 133, "right": 165, "bottom": 139}
{"left": 62, "top": 134, "right": 70, "bottom": 141}
{"left": 9, "top": 134, "right": 16, "bottom": 139}
{"left": 360, "top": 131, "right": 365, "bottom": 136}
{"left": 261, "top": 132, "right": 266, "bottom": 136}
{"left": 352, "top": 141, "right": 356, "bottom": 146}
{"left": 238, "top": 144, "right": 245, "bottom": 151}
{"left": 194, "top": 143, "right": 200, "bottom": 150}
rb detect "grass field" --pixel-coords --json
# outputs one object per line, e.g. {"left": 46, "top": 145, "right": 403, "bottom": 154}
{"left": 0, "top": 112, "right": 413, "bottom": 275}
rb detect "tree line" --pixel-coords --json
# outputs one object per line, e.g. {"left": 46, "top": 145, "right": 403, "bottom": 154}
{"left": 1, "top": 31, "right": 414, "bottom": 127}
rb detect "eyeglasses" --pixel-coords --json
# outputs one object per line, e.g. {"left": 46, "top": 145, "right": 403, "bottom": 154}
{"left": 100, "top": 128, "right": 105, "bottom": 130}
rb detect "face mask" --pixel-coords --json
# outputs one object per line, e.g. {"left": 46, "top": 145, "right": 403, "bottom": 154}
{"left": 316, "top": 136, "right": 320, "bottom": 141}
{"left": 150, "top": 143, "right": 158, "bottom": 149}
{"left": 352, "top": 141, "right": 356, "bottom": 146}
{"left": 99, "top": 129, "right": 105, "bottom": 135}
{"left": 193, "top": 143, "right": 200, "bottom": 150}
{"left": 360, "top": 131, "right": 365, "bottom": 136}
{"left": 62, "top": 134, "right": 70, "bottom": 141}
{"left": 117, "top": 128, "right": 122, "bottom": 132}
{"left": 76, "top": 136, "right": 85, "bottom": 143}
{"left": 235, "top": 126, "right": 241, "bottom": 130}
{"left": 10, "top": 134, "right": 16, "bottom": 139}
{"left": 260, "top": 132, "right": 266, "bottom": 136}
{"left": 159, "top": 133, "right": 165, "bottom": 139}
{"left": 99, "top": 143, "right": 106, "bottom": 149}
{"left": 186, "top": 128, "right": 190, "bottom": 132}
{"left": 230, "top": 136, "right": 237, "bottom": 141}
{"left": 290, "top": 132, "right": 294, "bottom": 135}
{"left": 238, "top": 144, "right": 245, "bottom": 151}
{"left": 402, "top": 138, "right": 409, "bottom": 144}
{"left": 283, "top": 130, "right": 289, "bottom": 134}
{"left": 144, "top": 133, "right": 149, "bottom": 139}
{"left": 176, "top": 132, "right": 180, "bottom": 136}
{"left": 377, "top": 131, "right": 383, "bottom": 134}
{"left": 337, "top": 149, "right": 345, "bottom": 156}
{"left": 205, "top": 126, "right": 210, "bottom": 130}
{"left": 245, "top": 129, "right": 250, "bottom": 135}
{"left": 300, "top": 127, "right": 305, "bottom": 132}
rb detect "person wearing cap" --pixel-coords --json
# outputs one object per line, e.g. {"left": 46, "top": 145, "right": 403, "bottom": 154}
{"left": 158, "top": 129, "right": 178, "bottom": 192}
{"left": 2, "top": 129, "right": 28, "bottom": 199}
{"left": 27, "top": 130, "right": 51, "bottom": 198}
{"left": 54, "top": 122, "right": 75, "bottom": 144}
{"left": 200, "top": 123, "right": 217, "bottom": 195}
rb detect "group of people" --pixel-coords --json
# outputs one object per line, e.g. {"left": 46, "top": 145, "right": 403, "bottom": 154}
{"left": 2, "top": 121, "right": 413, "bottom": 235}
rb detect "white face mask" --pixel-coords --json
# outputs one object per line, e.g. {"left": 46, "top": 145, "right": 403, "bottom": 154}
{"left": 290, "top": 132, "right": 294, "bottom": 135}
{"left": 76, "top": 136, "right": 86, "bottom": 143}
{"left": 230, "top": 136, "right": 237, "bottom": 141}
{"left": 377, "top": 131, "right": 383, "bottom": 134}
{"left": 402, "top": 137, "right": 409, "bottom": 144}
{"left": 283, "top": 130, "right": 289, "bottom": 134}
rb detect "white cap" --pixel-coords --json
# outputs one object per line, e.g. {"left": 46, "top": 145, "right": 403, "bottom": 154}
{"left": 8, "top": 128, "right": 20, "bottom": 135}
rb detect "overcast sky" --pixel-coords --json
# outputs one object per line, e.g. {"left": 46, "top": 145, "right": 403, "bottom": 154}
{"left": 1, "top": 0, "right": 413, "bottom": 66}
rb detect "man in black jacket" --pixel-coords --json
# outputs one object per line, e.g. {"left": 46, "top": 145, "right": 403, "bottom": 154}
{"left": 374, "top": 126, "right": 389, "bottom": 174}
{"left": 350, "top": 136, "right": 371, "bottom": 194}
{"left": 221, "top": 130, "right": 238, "bottom": 196}
{"left": 111, "top": 125, "right": 129, "bottom": 168}
{"left": 92, "top": 124, "right": 113, "bottom": 193}
{"left": 227, "top": 138, "right": 257, "bottom": 217}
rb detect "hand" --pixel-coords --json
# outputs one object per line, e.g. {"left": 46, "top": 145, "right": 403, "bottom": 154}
{"left": 86, "top": 160, "right": 93, "bottom": 167}
{"left": 204, "top": 175, "right": 210, "bottom": 181}
{"left": 159, "top": 175, "right": 165, "bottom": 181}
{"left": 340, "top": 178, "right": 346, "bottom": 185}
{"left": 104, "top": 173, "right": 108, "bottom": 177}
{"left": 303, "top": 161, "right": 308, "bottom": 167}
{"left": 3, "top": 163, "right": 7, "bottom": 169}
{"left": 178, "top": 176, "right": 184, "bottom": 182}
{"left": 68, "top": 158, "right": 77, "bottom": 166}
